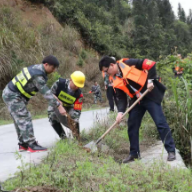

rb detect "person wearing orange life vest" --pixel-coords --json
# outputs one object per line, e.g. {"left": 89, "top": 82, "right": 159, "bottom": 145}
{"left": 173, "top": 54, "right": 184, "bottom": 77}
{"left": 173, "top": 66, "right": 183, "bottom": 77}
{"left": 99, "top": 56, "right": 176, "bottom": 163}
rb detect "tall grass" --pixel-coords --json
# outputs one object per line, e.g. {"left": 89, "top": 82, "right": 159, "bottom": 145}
{"left": 170, "top": 77, "right": 192, "bottom": 160}
{"left": 157, "top": 54, "right": 192, "bottom": 164}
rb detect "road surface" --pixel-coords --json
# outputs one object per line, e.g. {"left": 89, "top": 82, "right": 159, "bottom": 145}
{"left": 0, "top": 108, "right": 109, "bottom": 182}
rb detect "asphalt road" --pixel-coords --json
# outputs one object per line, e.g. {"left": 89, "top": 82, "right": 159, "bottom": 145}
{"left": 0, "top": 108, "right": 109, "bottom": 182}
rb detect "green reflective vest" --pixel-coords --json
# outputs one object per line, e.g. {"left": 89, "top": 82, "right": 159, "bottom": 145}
{"left": 8, "top": 65, "right": 47, "bottom": 99}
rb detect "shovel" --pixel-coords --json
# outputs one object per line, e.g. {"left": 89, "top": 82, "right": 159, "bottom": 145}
{"left": 55, "top": 109, "right": 80, "bottom": 139}
{"left": 84, "top": 89, "right": 150, "bottom": 152}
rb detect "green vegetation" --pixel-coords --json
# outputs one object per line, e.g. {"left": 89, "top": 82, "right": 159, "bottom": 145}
{"left": 2, "top": 117, "right": 192, "bottom": 192}
{"left": 0, "top": 3, "right": 101, "bottom": 120}
{"left": 0, "top": 4, "right": 99, "bottom": 89}
{"left": 30, "top": 0, "right": 192, "bottom": 59}
{"left": 0, "top": 104, "right": 102, "bottom": 126}
{"left": 76, "top": 56, "right": 84, "bottom": 67}
{"left": 0, "top": 115, "right": 48, "bottom": 126}
{"left": 156, "top": 53, "right": 192, "bottom": 163}
{"left": 0, "top": 119, "right": 13, "bottom": 126}
{"left": 1, "top": 1, "right": 192, "bottom": 190}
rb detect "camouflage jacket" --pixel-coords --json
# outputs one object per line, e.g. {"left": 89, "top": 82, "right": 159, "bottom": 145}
{"left": 48, "top": 79, "right": 83, "bottom": 120}
{"left": 5, "top": 64, "right": 60, "bottom": 108}
{"left": 91, "top": 84, "right": 101, "bottom": 94}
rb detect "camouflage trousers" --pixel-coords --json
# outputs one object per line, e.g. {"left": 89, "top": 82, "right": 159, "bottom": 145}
{"left": 2, "top": 86, "right": 35, "bottom": 144}
{"left": 93, "top": 92, "right": 102, "bottom": 104}
{"left": 48, "top": 107, "right": 80, "bottom": 138}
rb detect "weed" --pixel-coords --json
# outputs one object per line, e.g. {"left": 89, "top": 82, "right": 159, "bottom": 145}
{"left": 2, "top": 116, "right": 192, "bottom": 192}
{"left": 76, "top": 56, "right": 84, "bottom": 67}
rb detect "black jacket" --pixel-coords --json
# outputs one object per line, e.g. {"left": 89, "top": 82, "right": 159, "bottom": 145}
{"left": 115, "top": 59, "right": 166, "bottom": 113}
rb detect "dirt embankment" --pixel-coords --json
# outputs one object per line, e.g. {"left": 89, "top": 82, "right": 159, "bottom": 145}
{"left": 0, "top": 0, "right": 62, "bottom": 29}
{"left": 0, "top": 0, "right": 104, "bottom": 120}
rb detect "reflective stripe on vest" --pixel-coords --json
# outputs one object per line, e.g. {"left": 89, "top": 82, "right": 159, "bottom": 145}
{"left": 58, "top": 91, "right": 76, "bottom": 107}
{"left": 12, "top": 67, "right": 37, "bottom": 98}
{"left": 113, "top": 59, "right": 148, "bottom": 98}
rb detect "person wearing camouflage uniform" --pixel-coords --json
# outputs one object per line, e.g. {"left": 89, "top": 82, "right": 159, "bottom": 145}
{"left": 90, "top": 81, "right": 102, "bottom": 104}
{"left": 48, "top": 71, "right": 85, "bottom": 139}
{"left": 2, "top": 55, "right": 66, "bottom": 152}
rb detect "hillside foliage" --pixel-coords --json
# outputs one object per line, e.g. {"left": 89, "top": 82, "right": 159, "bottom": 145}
{"left": 30, "top": 0, "right": 192, "bottom": 60}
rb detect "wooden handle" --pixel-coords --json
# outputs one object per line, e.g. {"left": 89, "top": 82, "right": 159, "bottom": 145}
{"left": 95, "top": 89, "right": 149, "bottom": 144}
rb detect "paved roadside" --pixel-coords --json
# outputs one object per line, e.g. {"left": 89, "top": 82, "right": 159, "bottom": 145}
{"left": 140, "top": 141, "right": 186, "bottom": 169}
{"left": 0, "top": 108, "right": 109, "bottom": 182}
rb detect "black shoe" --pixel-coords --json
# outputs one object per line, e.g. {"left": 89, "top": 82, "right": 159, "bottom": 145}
{"left": 27, "top": 141, "right": 47, "bottom": 153}
{"left": 167, "top": 152, "right": 176, "bottom": 161}
{"left": 122, "top": 154, "right": 140, "bottom": 164}
{"left": 18, "top": 142, "right": 28, "bottom": 152}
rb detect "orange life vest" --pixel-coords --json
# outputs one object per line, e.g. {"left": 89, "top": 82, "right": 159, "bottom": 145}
{"left": 113, "top": 58, "right": 148, "bottom": 98}
{"left": 175, "top": 66, "right": 183, "bottom": 72}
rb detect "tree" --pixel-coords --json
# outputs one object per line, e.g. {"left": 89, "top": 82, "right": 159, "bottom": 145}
{"left": 157, "top": 0, "right": 175, "bottom": 28}
{"left": 173, "top": 20, "right": 192, "bottom": 56}
{"left": 178, "top": 3, "right": 186, "bottom": 22}
{"left": 132, "top": 0, "right": 166, "bottom": 58}
{"left": 187, "top": 9, "right": 192, "bottom": 25}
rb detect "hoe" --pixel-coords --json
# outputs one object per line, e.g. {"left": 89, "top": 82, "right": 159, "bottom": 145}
{"left": 84, "top": 89, "right": 149, "bottom": 152}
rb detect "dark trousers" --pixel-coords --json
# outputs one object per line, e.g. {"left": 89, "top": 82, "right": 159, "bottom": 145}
{"left": 128, "top": 97, "right": 175, "bottom": 156}
{"left": 106, "top": 86, "right": 117, "bottom": 111}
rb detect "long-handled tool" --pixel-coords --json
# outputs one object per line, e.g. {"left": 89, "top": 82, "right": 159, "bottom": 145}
{"left": 84, "top": 89, "right": 150, "bottom": 152}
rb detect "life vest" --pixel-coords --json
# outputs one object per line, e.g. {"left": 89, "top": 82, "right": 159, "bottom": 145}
{"left": 113, "top": 58, "right": 148, "bottom": 98}
{"left": 175, "top": 66, "right": 183, "bottom": 72}
{"left": 8, "top": 65, "right": 47, "bottom": 100}
{"left": 55, "top": 78, "right": 81, "bottom": 107}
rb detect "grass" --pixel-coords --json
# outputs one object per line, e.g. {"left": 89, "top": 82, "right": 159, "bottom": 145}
{"left": 3, "top": 140, "right": 192, "bottom": 192}
{"left": 2, "top": 114, "right": 192, "bottom": 192}
{"left": 0, "top": 113, "right": 48, "bottom": 126}
{"left": 0, "top": 119, "right": 13, "bottom": 126}
{"left": 0, "top": 104, "right": 103, "bottom": 126}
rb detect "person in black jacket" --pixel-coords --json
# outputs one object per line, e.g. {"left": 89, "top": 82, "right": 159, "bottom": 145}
{"left": 99, "top": 56, "right": 176, "bottom": 163}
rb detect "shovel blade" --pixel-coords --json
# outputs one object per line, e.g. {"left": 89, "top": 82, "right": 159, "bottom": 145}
{"left": 84, "top": 141, "right": 98, "bottom": 152}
